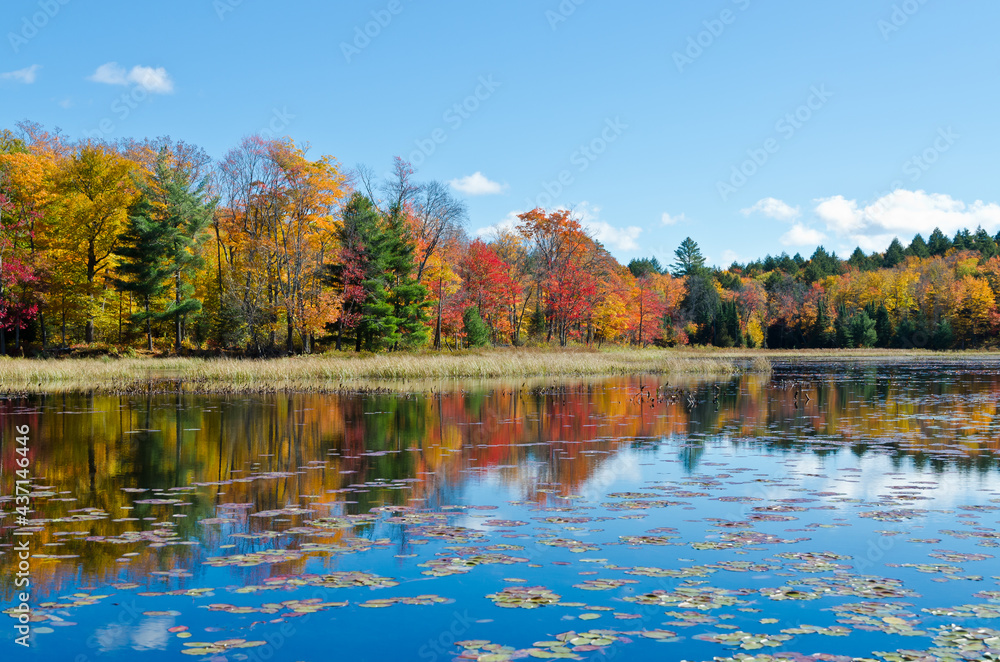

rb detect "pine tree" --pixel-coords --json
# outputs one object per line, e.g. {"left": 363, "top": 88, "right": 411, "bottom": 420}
{"left": 849, "top": 311, "right": 877, "bottom": 348}
{"left": 883, "top": 238, "right": 906, "bottom": 268}
{"left": 381, "top": 205, "right": 431, "bottom": 349}
{"left": 672, "top": 237, "right": 706, "bottom": 276}
{"left": 113, "top": 149, "right": 214, "bottom": 351}
{"left": 848, "top": 247, "right": 872, "bottom": 271}
{"left": 112, "top": 198, "right": 172, "bottom": 350}
{"left": 928, "top": 228, "right": 952, "bottom": 256}
{"left": 463, "top": 306, "right": 490, "bottom": 347}
{"left": 834, "top": 304, "right": 853, "bottom": 348}
{"left": 908, "top": 234, "right": 930, "bottom": 258}
{"left": 873, "top": 304, "right": 892, "bottom": 348}
{"left": 973, "top": 227, "right": 998, "bottom": 259}
{"left": 932, "top": 319, "right": 954, "bottom": 350}
{"left": 953, "top": 229, "right": 973, "bottom": 251}
{"left": 155, "top": 151, "right": 215, "bottom": 351}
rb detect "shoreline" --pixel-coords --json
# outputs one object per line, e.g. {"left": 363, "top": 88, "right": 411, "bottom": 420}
{"left": 0, "top": 347, "right": 997, "bottom": 394}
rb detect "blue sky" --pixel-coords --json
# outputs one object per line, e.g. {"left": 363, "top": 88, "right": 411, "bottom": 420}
{"left": 2, "top": 0, "right": 999, "bottom": 267}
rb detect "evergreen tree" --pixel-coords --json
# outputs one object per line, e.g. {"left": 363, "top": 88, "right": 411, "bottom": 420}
{"left": 672, "top": 237, "right": 706, "bottom": 276}
{"left": 112, "top": 198, "right": 172, "bottom": 350}
{"left": 382, "top": 205, "right": 431, "bottom": 349}
{"left": 812, "top": 297, "right": 834, "bottom": 347}
{"left": 892, "top": 317, "right": 919, "bottom": 349}
{"left": 335, "top": 194, "right": 384, "bottom": 351}
{"left": 847, "top": 247, "right": 873, "bottom": 271}
{"left": 928, "top": 228, "right": 952, "bottom": 256}
{"left": 931, "top": 319, "right": 954, "bottom": 350}
{"left": 834, "top": 304, "right": 853, "bottom": 348}
{"left": 953, "top": 229, "right": 973, "bottom": 251}
{"left": 113, "top": 149, "right": 215, "bottom": 351}
{"left": 627, "top": 257, "right": 662, "bottom": 278}
{"left": 714, "top": 299, "right": 740, "bottom": 347}
{"left": 803, "top": 246, "right": 843, "bottom": 283}
{"left": 462, "top": 306, "right": 490, "bottom": 347}
{"left": 908, "top": 233, "right": 931, "bottom": 258}
{"left": 872, "top": 304, "right": 892, "bottom": 348}
{"left": 883, "top": 238, "right": 906, "bottom": 268}
{"left": 682, "top": 274, "right": 720, "bottom": 344}
{"left": 849, "top": 311, "right": 877, "bottom": 348}
{"left": 973, "top": 227, "right": 998, "bottom": 259}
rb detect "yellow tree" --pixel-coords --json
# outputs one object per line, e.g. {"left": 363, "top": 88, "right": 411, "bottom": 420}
{"left": 52, "top": 143, "right": 138, "bottom": 343}
{"left": 950, "top": 275, "right": 996, "bottom": 346}
{"left": 269, "top": 141, "right": 348, "bottom": 352}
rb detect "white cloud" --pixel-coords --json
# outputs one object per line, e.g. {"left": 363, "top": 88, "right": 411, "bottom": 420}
{"left": 89, "top": 62, "right": 128, "bottom": 85}
{"left": 814, "top": 190, "right": 1000, "bottom": 251}
{"left": 1, "top": 64, "right": 41, "bottom": 84}
{"left": 781, "top": 223, "right": 827, "bottom": 246}
{"left": 661, "top": 212, "right": 686, "bottom": 225}
{"left": 448, "top": 172, "right": 506, "bottom": 196}
{"left": 741, "top": 197, "right": 801, "bottom": 221}
{"left": 127, "top": 65, "right": 174, "bottom": 94}
{"left": 88, "top": 62, "right": 174, "bottom": 94}
{"left": 475, "top": 202, "right": 642, "bottom": 253}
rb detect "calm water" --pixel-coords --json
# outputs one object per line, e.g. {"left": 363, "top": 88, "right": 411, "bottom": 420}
{"left": 2, "top": 361, "right": 1000, "bottom": 661}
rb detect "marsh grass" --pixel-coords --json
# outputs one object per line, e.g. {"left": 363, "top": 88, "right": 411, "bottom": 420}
{"left": 0, "top": 348, "right": 769, "bottom": 394}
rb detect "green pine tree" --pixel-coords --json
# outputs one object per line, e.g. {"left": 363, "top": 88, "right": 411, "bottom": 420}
{"left": 463, "top": 306, "right": 490, "bottom": 347}
{"left": 883, "top": 238, "right": 906, "bottom": 268}
{"left": 908, "top": 234, "right": 931, "bottom": 258}
{"left": 112, "top": 198, "right": 172, "bottom": 350}
{"left": 928, "top": 228, "right": 952, "bottom": 256}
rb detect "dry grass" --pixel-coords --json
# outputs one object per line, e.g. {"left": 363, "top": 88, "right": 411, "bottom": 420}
{"left": 0, "top": 348, "right": 770, "bottom": 394}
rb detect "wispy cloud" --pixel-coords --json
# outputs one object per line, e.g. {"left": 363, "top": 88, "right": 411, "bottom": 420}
{"left": 661, "top": 212, "right": 687, "bottom": 225}
{"left": 1, "top": 64, "right": 41, "bottom": 84}
{"left": 88, "top": 62, "right": 174, "bottom": 94}
{"left": 448, "top": 172, "right": 506, "bottom": 196}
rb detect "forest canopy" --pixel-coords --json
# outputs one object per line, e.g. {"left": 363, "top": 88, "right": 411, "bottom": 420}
{"left": 1, "top": 122, "right": 999, "bottom": 355}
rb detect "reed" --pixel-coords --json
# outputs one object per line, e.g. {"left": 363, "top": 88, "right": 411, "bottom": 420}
{"left": 0, "top": 348, "right": 770, "bottom": 394}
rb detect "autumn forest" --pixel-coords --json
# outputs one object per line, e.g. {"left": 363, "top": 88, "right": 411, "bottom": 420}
{"left": 1, "top": 122, "right": 998, "bottom": 357}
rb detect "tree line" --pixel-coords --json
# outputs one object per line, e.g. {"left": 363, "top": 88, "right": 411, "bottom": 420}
{"left": 0, "top": 122, "right": 998, "bottom": 355}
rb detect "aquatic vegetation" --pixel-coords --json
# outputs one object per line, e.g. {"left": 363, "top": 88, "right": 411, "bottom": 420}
{"left": 4, "top": 365, "right": 1000, "bottom": 660}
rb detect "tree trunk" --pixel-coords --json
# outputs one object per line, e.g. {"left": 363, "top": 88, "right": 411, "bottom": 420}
{"left": 435, "top": 275, "right": 443, "bottom": 350}
{"left": 146, "top": 299, "right": 153, "bottom": 352}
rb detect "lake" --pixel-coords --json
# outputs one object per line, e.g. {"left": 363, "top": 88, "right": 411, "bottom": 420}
{"left": 2, "top": 360, "right": 1000, "bottom": 661}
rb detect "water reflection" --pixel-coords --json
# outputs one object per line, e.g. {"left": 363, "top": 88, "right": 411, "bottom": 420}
{"left": 2, "top": 364, "right": 998, "bottom": 599}
{"left": 1, "top": 363, "right": 999, "bottom": 661}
